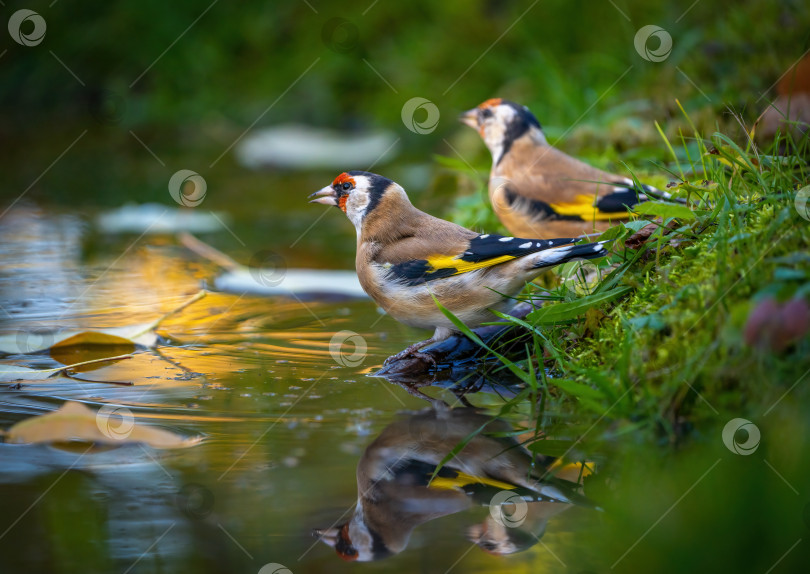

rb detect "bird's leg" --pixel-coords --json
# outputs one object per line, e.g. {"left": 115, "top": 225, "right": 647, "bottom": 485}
{"left": 383, "top": 337, "right": 438, "bottom": 367}
{"left": 383, "top": 327, "right": 453, "bottom": 368}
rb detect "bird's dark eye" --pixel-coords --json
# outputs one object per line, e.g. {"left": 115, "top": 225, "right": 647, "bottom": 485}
{"left": 341, "top": 182, "right": 352, "bottom": 191}
{"left": 480, "top": 108, "right": 493, "bottom": 120}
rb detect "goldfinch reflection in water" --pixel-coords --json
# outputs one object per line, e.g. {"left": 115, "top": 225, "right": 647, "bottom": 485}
{"left": 314, "top": 408, "right": 597, "bottom": 561}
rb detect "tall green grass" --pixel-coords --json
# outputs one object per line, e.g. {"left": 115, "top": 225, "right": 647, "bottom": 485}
{"left": 439, "top": 113, "right": 809, "bottom": 453}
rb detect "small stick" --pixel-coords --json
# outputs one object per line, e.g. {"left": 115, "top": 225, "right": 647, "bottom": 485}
{"left": 178, "top": 232, "right": 241, "bottom": 271}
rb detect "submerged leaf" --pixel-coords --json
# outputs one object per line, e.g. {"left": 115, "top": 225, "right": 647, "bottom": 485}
{"left": 0, "top": 291, "right": 206, "bottom": 354}
{"left": 3, "top": 401, "right": 201, "bottom": 448}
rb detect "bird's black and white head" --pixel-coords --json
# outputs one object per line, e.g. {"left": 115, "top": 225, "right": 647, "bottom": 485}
{"left": 309, "top": 170, "right": 408, "bottom": 233}
{"left": 460, "top": 99, "right": 546, "bottom": 164}
{"left": 313, "top": 504, "right": 392, "bottom": 562}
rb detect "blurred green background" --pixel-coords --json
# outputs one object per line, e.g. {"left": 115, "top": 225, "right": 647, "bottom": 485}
{"left": 2, "top": 2, "right": 810, "bottom": 573}
{"left": 3, "top": 0, "right": 808, "bottom": 209}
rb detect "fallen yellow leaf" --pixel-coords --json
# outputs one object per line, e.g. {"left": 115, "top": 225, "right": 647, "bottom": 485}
{"left": 3, "top": 401, "right": 202, "bottom": 448}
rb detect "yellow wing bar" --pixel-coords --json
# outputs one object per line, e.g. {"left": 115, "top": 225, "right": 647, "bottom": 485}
{"left": 550, "top": 194, "right": 637, "bottom": 221}
{"left": 424, "top": 253, "right": 517, "bottom": 276}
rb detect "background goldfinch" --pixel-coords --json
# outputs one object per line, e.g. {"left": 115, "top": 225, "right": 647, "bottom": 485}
{"left": 461, "top": 98, "right": 673, "bottom": 239}
{"left": 314, "top": 408, "right": 593, "bottom": 562}
{"left": 309, "top": 171, "right": 607, "bottom": 363}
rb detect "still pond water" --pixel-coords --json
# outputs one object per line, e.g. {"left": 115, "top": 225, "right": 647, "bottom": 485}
{"left": 0, "top": 203, "right": 602, "bottom": 574}
{"left": 1, "top": 198, "right": 808, "bottom": 574}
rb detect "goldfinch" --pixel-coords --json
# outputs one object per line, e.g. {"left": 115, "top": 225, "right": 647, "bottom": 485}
{"left": 313, "top": 408, "right": 593, "bottom": 561}
{"left": 309, "top": 171, "right": 607, "bottom": 363}
{"left": 460, "top": 98, "right": 671, "bottom": 239}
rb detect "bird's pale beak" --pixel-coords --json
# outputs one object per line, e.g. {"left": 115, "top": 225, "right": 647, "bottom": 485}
{"left": 313, "top": 527, "right": 339, "bottom": 547}
{"left": 308, "top": 186, "right": 338, "bottom": 206}
{"left": 459, "top": 108, "right": 478, "bottom": 129}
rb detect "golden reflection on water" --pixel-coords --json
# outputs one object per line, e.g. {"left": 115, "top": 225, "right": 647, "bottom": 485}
{"left": 0, "top": 206, "right": 587, "bottom": 573}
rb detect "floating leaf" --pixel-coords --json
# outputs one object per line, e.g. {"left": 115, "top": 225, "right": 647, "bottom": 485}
{"left": 0, "top": 354, "right": 133, "bottom": 383}
{"left": 633, "top": 201, "right": 696, "bottom": 221}
{"left": 3, "top": 401, "right": 202, "bottom": 448}
{"left": 527, "top": 286, "right": 633, "bottom": 324}
{"left": 0, "top": 291, "right": 206, "bottom": 354}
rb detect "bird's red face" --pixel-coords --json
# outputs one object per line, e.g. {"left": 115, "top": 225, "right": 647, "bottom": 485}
{"left": 308, "top": 171, "right": 400, "bottom": 231}
{"left": 459, "top": 98, "right": 503, "bottom": 133}
{"left": 332, "top": 173, "right": 356, "bottom": 213}
{"left": 313, "top": 522, "right": 360, "bottom": 562}
{"left": 459, "top": 99, "right": 544, "bottom": 162}
{"left": 309, "top": 172, "right": 357, "bottom": 213}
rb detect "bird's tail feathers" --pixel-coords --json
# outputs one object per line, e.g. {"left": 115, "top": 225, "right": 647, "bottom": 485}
{"left": 531, "top": 241, "right": 608, "bottom": 270}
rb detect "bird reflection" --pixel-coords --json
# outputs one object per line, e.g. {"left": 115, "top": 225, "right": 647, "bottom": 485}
{"left": 314, "top": 407, "right": 597, "bottom": 561}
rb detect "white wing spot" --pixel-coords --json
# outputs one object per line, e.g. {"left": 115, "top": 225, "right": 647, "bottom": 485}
{"left": 499, "top": 236, "right": 513, "bottom": 242}
{"left": 519, "top": 242, "right": 532, "bottom": 248}
{"left": 479, "top": 234, "right": 489, "bottom": 239}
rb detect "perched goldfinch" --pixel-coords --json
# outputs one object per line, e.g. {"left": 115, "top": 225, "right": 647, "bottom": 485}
{"left": 460, "top": 98, "right": 670, "bottom": 239}
{"left": 309, "top": 171, "right": 607, "bottom": 363}
{"left": 314, "top": 408, "right": 594, "bottom": 561}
